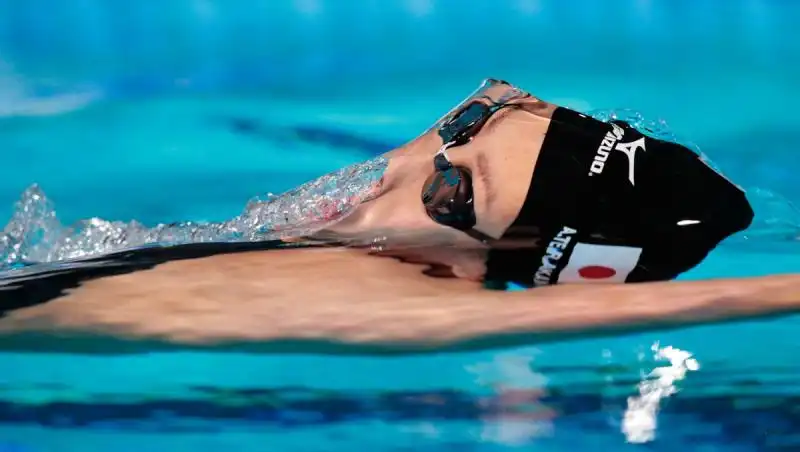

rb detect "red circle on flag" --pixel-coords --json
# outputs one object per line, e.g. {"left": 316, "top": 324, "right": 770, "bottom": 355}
{"left": 578, "top": 265, "right": 617, "bottom": 279}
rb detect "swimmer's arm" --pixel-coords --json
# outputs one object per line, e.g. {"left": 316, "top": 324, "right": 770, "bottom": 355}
{"left": 0, "top": 252, "right": 797, "bottom": 354}
{"left": 265, "top": 275, "right": 797, "bottom": 354}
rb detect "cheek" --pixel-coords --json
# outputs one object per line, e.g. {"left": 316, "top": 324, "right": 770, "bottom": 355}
{"left": 370, "top": 175, "right": 438, "bottom": 231}
{"left": 373, "top": 191, "right": 429, "bottom": 230}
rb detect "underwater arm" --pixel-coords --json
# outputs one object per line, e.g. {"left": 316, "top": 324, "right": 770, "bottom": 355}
{"left": 0, "top": 249, "right": 798, "bottom": 354}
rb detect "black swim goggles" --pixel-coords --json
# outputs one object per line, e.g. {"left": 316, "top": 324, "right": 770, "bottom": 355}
{"left": 421, "top": 79, "right": 528, "bottom": 244}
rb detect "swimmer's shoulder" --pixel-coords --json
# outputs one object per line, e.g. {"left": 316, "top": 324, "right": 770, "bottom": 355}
{"left": 0, "top": 240, "right": 314, "bottom": 315}
{"left": 0, "top": 242, "right": 483, "bottom": 317}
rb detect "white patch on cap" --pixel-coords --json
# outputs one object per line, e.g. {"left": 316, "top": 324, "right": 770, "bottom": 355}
{"left": 558, "top": 243, "right": 642, "bottom": 283}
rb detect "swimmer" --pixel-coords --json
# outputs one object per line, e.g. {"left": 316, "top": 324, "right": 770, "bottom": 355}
{"left": 1, "top": 79, "right": 798, "bottom": 354}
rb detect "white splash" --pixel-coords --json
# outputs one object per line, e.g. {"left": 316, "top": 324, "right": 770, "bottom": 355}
{"left": 622, "top": 342, "right": 699, "bottom": 444}
{"left": 0, "top": 157, "right": 387, "bottom": 268}
{"left": 550, "top": 97, "right": 593, "bottom": 113}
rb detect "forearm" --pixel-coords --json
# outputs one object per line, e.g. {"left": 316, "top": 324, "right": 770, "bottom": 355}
{"left": 264, "top": 275, "right": 800, "bottom": 353}
{"left": 463, "top": 275, "right": 800, "bottom": 350}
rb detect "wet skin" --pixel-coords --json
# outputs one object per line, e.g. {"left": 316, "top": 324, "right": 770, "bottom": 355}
{"left": 0, "top": 82, "right": 798, "bottom": 354}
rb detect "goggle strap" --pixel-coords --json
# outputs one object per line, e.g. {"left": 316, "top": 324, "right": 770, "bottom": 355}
{"left": 434, "top": 148, "right": 453, "bottom": 171}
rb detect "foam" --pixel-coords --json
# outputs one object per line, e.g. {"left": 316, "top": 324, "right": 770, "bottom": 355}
{"left": 0, "top": 157, "right": 387, "bottom": 268}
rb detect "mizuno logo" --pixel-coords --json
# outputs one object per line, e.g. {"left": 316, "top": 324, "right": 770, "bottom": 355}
{"left": 613, "top": 137, "right": 646, "bottom": 186}
{"left": 588, "top": 123, "right": 646, "bottom": 186}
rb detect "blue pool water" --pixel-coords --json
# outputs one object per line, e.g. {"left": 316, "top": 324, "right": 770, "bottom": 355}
{"left": 1, "top": 1, "right": 800, "bottom": 450}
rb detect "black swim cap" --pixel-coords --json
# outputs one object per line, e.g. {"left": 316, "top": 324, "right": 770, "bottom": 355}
{"left": 485, "top": 107, "right": 754, "bottom": 287}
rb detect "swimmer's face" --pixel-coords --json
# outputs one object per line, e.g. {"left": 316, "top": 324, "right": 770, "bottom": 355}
{"left": 324, "top": 81, "right": 556, "bottom": 278}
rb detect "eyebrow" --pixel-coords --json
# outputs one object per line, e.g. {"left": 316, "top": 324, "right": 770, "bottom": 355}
{"left": 476, "top": 152, "right": 496, "bottom": 212}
